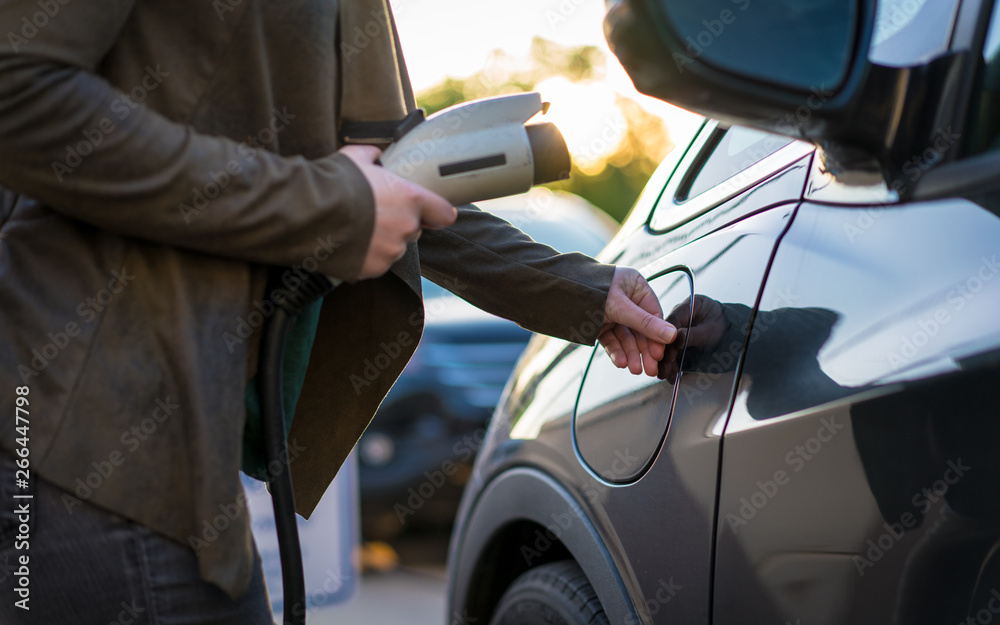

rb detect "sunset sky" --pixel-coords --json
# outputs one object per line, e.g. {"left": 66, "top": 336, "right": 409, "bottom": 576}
{"left": 393, "top": 0, "right": 608, "bottom": 92}
{"left": 392, "top": 0, "right": 703, "bottom": 166}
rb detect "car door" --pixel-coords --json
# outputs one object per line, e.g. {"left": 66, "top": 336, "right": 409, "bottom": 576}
{"left": 713, "top": 173, "right": 1000, "bottom": 625}
{"left": 571, "top": 120, "right": 814, "bottom": 624}
{"left": 712, "top": 2, "right": 1000, "bottom": 622}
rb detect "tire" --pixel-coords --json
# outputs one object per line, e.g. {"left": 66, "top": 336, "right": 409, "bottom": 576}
{"left": 489, "top": 561, "right": 610, "bottom": 625}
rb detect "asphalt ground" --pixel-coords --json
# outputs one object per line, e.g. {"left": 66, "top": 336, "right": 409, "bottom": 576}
{"left": 309, "top": 566, "right": 447, "bottom": 625}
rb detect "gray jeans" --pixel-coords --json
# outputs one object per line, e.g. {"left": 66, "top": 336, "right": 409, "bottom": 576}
{"left": 0, "top": 451, "right": 274, "bottom": 625}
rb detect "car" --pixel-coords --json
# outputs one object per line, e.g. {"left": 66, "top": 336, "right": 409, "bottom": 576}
{"left": 446, "top": 1, "right": 1000, "bottom": 624}
{"left": 357, "top": 190, "right": 616, "bottom": 540}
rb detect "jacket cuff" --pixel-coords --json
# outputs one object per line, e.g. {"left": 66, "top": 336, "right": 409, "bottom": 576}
{"left": 312, "top": 152, "right": 375, "bottom": 282}
{"left": 559, "top": 260, "right": 615, "bottom": 345}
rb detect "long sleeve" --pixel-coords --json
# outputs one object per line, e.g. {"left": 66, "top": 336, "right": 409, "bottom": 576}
{"left": 0, "top": 0, "right": 374, "bottom": 280}
{"left": 418, "top": 203, "right": 616, "bottom": 344}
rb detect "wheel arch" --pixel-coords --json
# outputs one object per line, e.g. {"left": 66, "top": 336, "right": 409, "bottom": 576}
{"left": 447, "top": 467, "right": 640, "bottom": 625}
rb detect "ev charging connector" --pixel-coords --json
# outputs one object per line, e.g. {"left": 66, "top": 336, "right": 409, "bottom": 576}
{"left": 379, "top": 92, "right": 570, "bottom": 205}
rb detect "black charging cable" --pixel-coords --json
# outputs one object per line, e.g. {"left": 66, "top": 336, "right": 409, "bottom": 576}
{"left": 257, "top": 270, "right": 337, "bottom": 625}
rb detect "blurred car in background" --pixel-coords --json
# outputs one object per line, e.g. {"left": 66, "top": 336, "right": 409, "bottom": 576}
{"left": 358, "top": 189, "right": 616, "bottom": 540}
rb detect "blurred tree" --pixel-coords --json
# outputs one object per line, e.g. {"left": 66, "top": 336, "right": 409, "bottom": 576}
{"left": 415, "top": 38, "right": 672, "bottom": 223}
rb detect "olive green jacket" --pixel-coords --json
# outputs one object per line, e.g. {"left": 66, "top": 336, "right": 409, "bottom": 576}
{"left": 0, "top": 0, "right": 614, "bottom": 598}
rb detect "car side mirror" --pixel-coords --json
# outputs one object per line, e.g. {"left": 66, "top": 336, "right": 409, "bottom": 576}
{"left": 605, "top": 0, "right": 968, "bottom": 194}
{"left": 605, "top": 0, "right": 872, "bottom": 134}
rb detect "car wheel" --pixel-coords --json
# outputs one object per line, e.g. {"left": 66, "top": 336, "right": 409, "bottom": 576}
{"left": 489, "top": 561, "right": 609, "bottom": 625}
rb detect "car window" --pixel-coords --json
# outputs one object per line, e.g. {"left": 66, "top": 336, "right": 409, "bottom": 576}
{"left": 869, "top": 0, "right": 960, "bottom": 67}
{"left": 965, "top": 0, "right": 1000, "bottom": 155}
{"left": 681, "top": 126, "right": 793, "bottom": 201}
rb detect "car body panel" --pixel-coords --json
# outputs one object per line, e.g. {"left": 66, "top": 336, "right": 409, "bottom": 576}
{"left": 714, "top": 197, "right": 1000, "bottom": 624}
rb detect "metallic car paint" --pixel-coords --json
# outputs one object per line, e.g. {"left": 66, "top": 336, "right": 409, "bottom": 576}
{"left": 714, "top": 198, "right": 1000, "bottom": 624}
